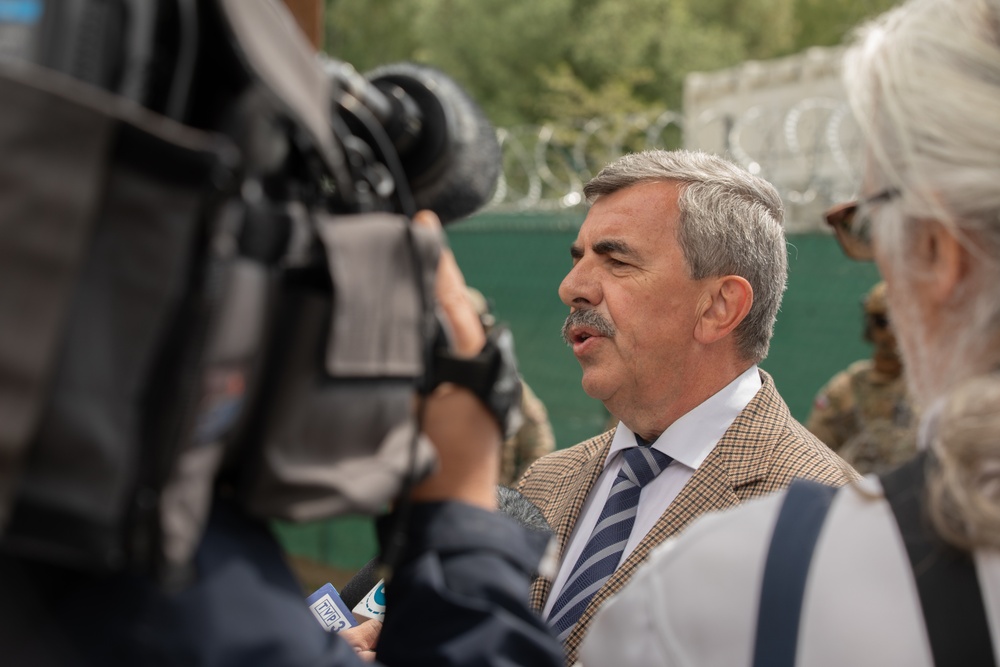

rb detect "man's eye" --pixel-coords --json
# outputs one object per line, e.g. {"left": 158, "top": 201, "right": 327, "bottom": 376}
{"left": 608, "top": 257, "right": 628, "bottom": 268}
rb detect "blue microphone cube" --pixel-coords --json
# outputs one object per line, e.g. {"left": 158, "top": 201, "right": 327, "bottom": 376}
{"left": 306, "top": 583, "right": 358, "bottom": 632}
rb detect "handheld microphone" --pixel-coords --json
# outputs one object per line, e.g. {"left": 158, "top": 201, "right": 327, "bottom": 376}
{"left": 339, "top": 556, "right": 381, "bottom": 610}
{"left": 352, "top": 579, "right": 387, "bottom": 623}
{"left": 306, "top": 583, "right": 358, "bottom": 633}
{"left": 335, "top": 486, "right": 554, "bottom": 623}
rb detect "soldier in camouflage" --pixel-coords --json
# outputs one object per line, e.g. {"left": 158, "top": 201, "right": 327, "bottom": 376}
{"left": 805, "top": 281, "right": 918, "bottom": 475}
{"left": 466, "top": 288, "right": 557, "bottom": 485}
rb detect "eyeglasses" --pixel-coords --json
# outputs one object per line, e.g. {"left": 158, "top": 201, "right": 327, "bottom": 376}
{"left": 824, "top": 188, "right": 900, "bottom": 261}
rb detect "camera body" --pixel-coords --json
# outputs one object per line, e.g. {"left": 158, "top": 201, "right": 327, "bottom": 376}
{"left": 0, "top": 0, "right": 506, "bottom": 579}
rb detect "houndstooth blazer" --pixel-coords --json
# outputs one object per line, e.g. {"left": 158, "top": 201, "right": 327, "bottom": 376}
{"left": 517, "top": 370, "right": 860, "bottom": 665}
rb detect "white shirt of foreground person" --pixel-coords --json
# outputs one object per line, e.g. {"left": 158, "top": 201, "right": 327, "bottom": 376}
{"left": 542, "top": 365, "right": 761, "bottom": 618}
{"left": 577, "top": 473, "right": 1000, "bottom": 666}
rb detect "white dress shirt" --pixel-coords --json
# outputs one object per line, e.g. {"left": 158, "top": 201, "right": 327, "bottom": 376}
{"left": 542, "top": 365, "right": 762, "bottom": 618}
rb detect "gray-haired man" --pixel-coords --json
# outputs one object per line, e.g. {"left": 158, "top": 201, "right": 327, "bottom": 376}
{"left": 517, "top": 149, "right": 858, "bottom": 663}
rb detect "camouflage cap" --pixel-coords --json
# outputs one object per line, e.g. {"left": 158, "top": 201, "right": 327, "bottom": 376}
{"left": 864, "top": 281, "right": 888, "bottom": 316}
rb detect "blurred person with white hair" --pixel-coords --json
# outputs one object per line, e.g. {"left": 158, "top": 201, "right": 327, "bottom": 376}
{"left": 579, "top": 1, "right": 1000, "bottom": 665}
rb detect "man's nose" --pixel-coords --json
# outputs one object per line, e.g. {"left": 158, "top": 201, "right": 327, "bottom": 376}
{"left": 558, "top": 260, "right": 599, "bottom": 308}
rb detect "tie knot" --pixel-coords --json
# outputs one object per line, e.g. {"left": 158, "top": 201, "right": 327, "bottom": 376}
{"left": 620, "top": 446, "right": 673, "bottom": 489}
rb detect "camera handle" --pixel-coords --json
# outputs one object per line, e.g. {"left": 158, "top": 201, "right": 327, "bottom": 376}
{"left": 423, "top": 326, "right": 525, "bottom": 441}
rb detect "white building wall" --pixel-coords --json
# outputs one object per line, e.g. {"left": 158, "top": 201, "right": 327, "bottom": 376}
{"left": 683, "top": 47, "right": 863, "bottom": 233}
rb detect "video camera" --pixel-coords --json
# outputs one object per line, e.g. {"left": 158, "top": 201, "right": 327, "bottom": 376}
{"left": 0, "top": 0, "right": 518, "bottom": 582}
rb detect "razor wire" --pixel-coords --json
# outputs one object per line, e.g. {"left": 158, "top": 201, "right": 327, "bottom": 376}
{"left": 486, "top": 99, "right": 865, "bottom": 230}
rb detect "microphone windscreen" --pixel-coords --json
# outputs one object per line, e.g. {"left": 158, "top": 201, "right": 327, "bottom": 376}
{"left": 497, "top": 485, "right": 553, "bottom": 535}
{"left": 340, "top": 557, "right": 381, "bottom": 609}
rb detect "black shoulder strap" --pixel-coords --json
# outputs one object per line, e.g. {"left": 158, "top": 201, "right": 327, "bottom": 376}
{"left": 752, "top": 479, "right": 839, "bottom": 667}
{"left": 880, "top": 451, "right": 997, "bottom": 666}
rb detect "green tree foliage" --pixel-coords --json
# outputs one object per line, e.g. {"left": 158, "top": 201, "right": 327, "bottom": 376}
{"left": 324, "top": 0, "right": 901, "bottom": 128}
{"left": 792, "top": 0, "right": 901, "bottom": 50}
{"left": 410, "top": 0, "right": 576, "bottom": 127}
{"left": 326, "top": 0, "right": 575, "bottom": 126}
{"left": 686, "top": 0, "right": 798, "bottom": 59}
{"left": 325, "top": 0, "right": 418, "bottom": 72}
{"left": 559, "top": 0, "right": 744, "bottom": 117}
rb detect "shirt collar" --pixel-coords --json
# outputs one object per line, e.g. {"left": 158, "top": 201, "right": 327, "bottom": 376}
{"left": 606, "top": 365, "right": 762, "bottom": 471}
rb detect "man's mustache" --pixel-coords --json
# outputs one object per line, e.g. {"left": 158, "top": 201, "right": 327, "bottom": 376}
{"left": 562, "top": 309, "right": 616, "bottom": 345}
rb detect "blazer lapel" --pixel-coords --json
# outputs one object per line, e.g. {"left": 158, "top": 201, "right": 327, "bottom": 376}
{"left": 606, "top": 371, "right": 786, "bottom": 586}
{"left": 530, "top": 434, "right": 613, "bottom": 611}
{"left": 565, "top": 371, "right": 785, "bottom": 657}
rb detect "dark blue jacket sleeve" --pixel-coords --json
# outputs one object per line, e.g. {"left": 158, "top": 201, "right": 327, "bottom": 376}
{"left": 0, "top": 499, "right": 561, "bottom": 667}
{"left": 374, "top": 502, "right": 563, "bottom": 667}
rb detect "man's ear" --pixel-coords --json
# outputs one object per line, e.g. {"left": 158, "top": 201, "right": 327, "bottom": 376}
{"left": 694, "top": 276, "right": 753, "bottom": 345}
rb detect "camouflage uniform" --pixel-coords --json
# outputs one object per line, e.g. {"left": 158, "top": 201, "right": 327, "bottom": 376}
{"left": 500, "top": 381, "right": 556, "bottom": 486}
{"left": 805, "top": 282, "right": 918, "bottom": 475}
{"left": 805, "top": 359, "right": 917, "bottom": 475}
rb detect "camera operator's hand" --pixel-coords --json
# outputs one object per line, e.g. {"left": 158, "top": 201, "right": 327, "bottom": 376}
{"left": 409, "top": 210, "right": 500, "bottom": 511}
{"left": 413, "top": 210, "right": 485, "bottom": 357}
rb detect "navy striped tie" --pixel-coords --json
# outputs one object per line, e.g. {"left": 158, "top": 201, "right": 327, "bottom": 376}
{"left": 547, "top": 441, "right": 673, "bottom": 641}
